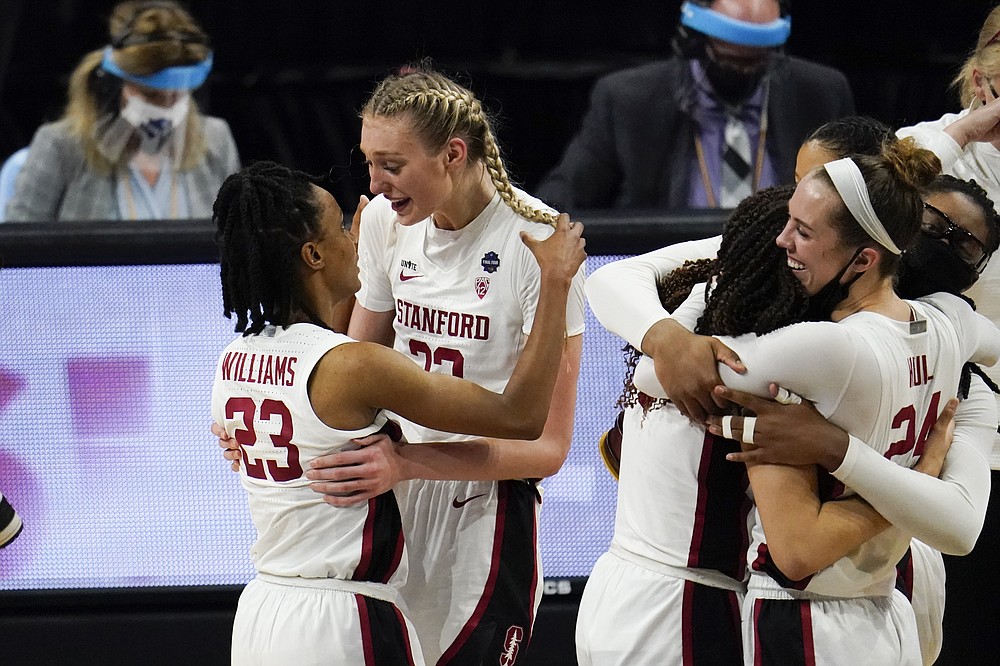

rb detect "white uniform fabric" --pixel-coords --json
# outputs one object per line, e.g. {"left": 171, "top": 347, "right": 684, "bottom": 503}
{"left": 714, "top": 294, "right": 995, "bottom": 664}
{"left": 612, "top": 247, "right": 997, "bottom": 557}
{"left": 901, "top": 539, "right": 947, "bottom": 666}
{"left": 626, "top": 281, "right": 999, "bottom": 664}
{"left": 232, "top": 575, "right": 423, "bottom": 666}
{"left": 743, "top": 587, "right": 921, "bottom": 666}
{"left": 577, "top": 549, "right": 742, "bottom": 666}
{"left": 577, "top": 398, "right": 750, "bottom": 665}
{"left": 211, "top": 323, "right": 421, "bottom": 665}
{"left": 355, "top": 190, "right": 586, "bottom": 665}
{"left": 898, "top": 111, "right": 1000, "bottom": 468}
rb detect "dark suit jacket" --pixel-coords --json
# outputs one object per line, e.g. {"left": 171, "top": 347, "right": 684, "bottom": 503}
{"left": 537, "top": 55, "right": 855, "bottom": 212}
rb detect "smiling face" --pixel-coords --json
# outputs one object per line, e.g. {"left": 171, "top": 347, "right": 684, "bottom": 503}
{"left": 777, "top": 175, "right": 860, "bottom": 296}
{"left": 360, "top": 114, "right": 454, "bottom": 226}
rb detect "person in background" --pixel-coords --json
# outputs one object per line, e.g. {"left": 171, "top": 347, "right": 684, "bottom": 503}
{"left": 536, "top": 0, "right": 853, "bottom": 212}
{"left": 5, "top": 0, "right": 239, "bottom": 222}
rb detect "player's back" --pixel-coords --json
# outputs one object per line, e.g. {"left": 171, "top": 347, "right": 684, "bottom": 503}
{"left": 211, "top": 323, "right": 406, "bottom": 585}
{"left": 613, "top": 400, "right": 751, "bottom": 587}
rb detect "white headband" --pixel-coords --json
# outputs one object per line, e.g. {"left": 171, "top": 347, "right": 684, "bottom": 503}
{"left": 823, "top": 157, "right": 902, "bottom": 255}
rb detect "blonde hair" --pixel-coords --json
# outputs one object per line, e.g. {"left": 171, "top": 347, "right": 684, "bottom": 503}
{"left": 954, "top": 5, "right": 1000, "bottom": 106}
{"left": 61, "top": 0, "right": 210, "bottom": 174}
{"left": 361, "top": 67, "right": 558, "bottom": 226}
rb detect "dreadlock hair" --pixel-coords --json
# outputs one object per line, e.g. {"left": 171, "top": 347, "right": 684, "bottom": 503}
{"left": 215, "top": 160, "right": 326, "bottom": 336}
{"left": 617, "top": 185, "right": 809, "bottom": 410}
{"left": 361, "top": 63, "right": 558, "bottom": 226}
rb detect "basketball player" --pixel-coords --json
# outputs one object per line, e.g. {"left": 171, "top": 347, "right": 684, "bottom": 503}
{"left": 210, "top": 160, "right": 584, "bottom": 665}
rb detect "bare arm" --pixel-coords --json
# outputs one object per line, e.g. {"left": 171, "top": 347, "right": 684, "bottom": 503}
{"left": 316, "top": 216, "right": 585, "bottom": 440}
{"left": 711, "top": 381, "right": 990, "bottom": 554}
{"left": 307, "top": 335, "right": 582, "bottom": 505}
{"left": 742, "top": 398, "right": 959, "bottom": 580}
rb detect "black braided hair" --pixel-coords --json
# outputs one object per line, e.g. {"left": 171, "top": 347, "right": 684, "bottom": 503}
{"left": 214, "top": 160, "right": 326, "bottom": 335}
{"left": 617, "top": 185, "right": 808, "bottom": 410}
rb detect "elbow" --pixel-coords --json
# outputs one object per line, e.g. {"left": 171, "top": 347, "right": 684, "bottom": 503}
{"left": 938, "top": 531, "right": 979, "bottom": 557}
{"left": 508, "top": 416, "right": 546, "bottom": 442}
{"left": 765, "top": 540, "right": 824, "bottom": 583}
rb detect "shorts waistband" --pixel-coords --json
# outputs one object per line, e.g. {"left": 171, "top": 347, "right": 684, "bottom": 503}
{"left": 610, "top": 542, "right": 746, "bottom": 593}
{"left": 255, "top": 572, "right": 401, "bottom": 606}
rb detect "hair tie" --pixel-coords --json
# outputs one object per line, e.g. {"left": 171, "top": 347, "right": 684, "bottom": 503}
{"left": 823, "top": 157, "right": 902, "bottom": 255}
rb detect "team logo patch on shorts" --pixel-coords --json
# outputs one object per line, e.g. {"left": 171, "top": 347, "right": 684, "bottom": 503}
{"left": 481, "top": 251, "right": 500, "bottom": 274}
{"left": 499, "top": 625, "right": 524, "bottom": 666}
{"left": 475, "top": 276, "right": 490, "bottom": 299}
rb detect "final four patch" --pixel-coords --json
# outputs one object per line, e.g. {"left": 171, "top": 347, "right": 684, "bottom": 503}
{"left": 481, "top": 251, "right": 500, "bottom": 274}
{"left": 476, "top": 276, "right": 490, "bottom": 299}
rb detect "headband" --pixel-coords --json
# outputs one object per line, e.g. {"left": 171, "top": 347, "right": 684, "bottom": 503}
{"left": 100, "top": 46, "right": 213, "bottom": 91}
{"left": 680, "top": 1, "right": 791, "bottom": 47}
{"left": 823, "top": 157, "right": 902, "bottom": 255}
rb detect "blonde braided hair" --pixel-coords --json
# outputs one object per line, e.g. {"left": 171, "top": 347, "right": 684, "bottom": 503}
{"left": 362, "top": 67, "right": 558, "bottom": 226}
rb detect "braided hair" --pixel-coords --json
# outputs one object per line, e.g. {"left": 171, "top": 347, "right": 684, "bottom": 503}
{"left": 618, "top": 185, "right": 808, "bottom": 410}
{"left": 361, "top": 64, "right": 558, "bottom": 226}
{"left": 215, "top": 160, "right": 326, "bottom": 335}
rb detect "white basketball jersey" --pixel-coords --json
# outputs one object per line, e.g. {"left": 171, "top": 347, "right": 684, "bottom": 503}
{"left": 723, "top": 294, "right": 988, "bottom": 598}
{"left": 613, "top": 400, "right": 753, "bottom": 588}
{"left": 211, "top": 323, "right": 407, "bottom": 585}
{"left": 356, "top": 190, "right": 586, "bottom": 444}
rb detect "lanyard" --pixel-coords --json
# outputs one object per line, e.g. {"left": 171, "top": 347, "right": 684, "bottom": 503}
{"left": 693, "top": 82, "right": 770, "bottom": 209}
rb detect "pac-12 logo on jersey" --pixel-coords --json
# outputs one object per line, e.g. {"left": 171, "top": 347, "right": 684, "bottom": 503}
{"left": 475, "top": 276, "right": 490, "bottom": 299}
{"left": 481, "top": 251, "right": 500, "bottom": 274}
{"left": 499, "top": 625, "right": 524, "bottom": 666}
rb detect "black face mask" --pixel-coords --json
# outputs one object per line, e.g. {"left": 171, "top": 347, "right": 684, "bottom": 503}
{"left": 701, "top": 52, "right": 768, "bottom": 106}
{"left": 896, "top": 234, "right": 980, "bottom": 300}
{"left": 802, "top": 248, "right": 864, "bottom": 322}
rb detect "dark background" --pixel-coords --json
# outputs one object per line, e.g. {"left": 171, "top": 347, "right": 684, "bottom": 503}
{"left": 0, "top": 0, "right": 996, "bottom": 209}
